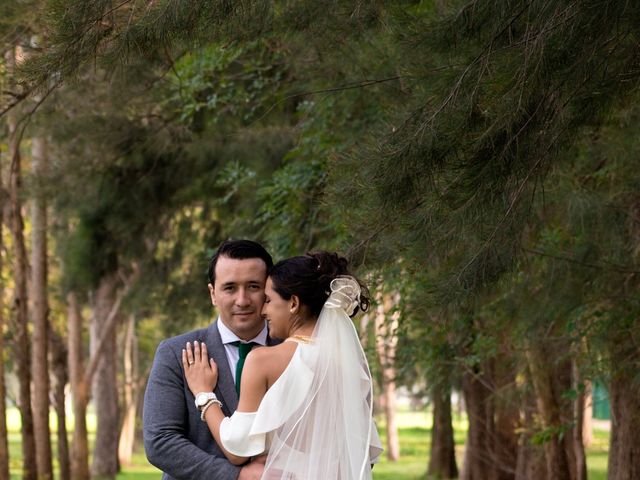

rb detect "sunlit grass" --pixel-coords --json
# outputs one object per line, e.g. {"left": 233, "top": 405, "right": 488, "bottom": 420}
{"left": 6, "top": 406, "right": 608, "bottom": 479}
{"left": 373, "top": 408, "right": 463, "bottom": 480}
{"left": 584, "top": 424, "right": 610, "bottom": 480}
{"left": 373, "top": 409, "right": 609, "bottom": 480}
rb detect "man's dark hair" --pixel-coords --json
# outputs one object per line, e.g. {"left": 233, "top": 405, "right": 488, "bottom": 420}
{"left": 207, "top": 239, "right": 273, "bottom": 285}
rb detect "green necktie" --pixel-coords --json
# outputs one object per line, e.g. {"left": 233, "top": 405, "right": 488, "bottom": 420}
{"left": 232, "top": 341, "right": 258, "bottom": 395}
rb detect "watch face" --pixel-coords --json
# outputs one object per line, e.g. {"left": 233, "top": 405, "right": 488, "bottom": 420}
{"left": 196, "top": 393, "right": 210, "bottom": 406}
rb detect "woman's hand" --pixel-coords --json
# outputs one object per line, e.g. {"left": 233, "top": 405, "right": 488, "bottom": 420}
{"left": 182, "top": 340, "right": 218, "bottom": 395}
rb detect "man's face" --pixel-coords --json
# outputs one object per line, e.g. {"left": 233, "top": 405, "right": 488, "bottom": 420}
{"left": 208, "top": 255, "right": 268, "bottom": 340}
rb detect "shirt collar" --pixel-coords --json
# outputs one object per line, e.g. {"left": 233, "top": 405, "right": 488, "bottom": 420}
{"left": 217, "top": 316, "right": 268, "bottom": 346}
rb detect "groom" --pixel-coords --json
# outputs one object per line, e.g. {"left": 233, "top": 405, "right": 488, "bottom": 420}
{"left": 144, "top": 239, "right": 275, "bottom": 480}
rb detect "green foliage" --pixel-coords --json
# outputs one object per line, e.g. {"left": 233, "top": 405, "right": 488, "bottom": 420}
{"left": 346, "top": 0, "right": 640, "bottom": 291}
{"left": 168, "top": 41, "right": 287, "bottom": 130}
{"left": 530, "top": 422, "right": 574, "bottom": 446}
{"left": 3, "top": 2, "right": 640, "bottom": 470}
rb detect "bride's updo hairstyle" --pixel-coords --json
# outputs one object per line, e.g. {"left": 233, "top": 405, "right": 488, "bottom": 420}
{"left": 269, "top": 251, "right": 370, "bottom": 318}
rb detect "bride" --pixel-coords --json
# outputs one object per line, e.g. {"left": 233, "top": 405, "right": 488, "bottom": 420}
{"left": 182, "top": 251, "right": 383, "bottom": 479}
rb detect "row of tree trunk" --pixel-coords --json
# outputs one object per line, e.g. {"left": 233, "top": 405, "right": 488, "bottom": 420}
{"left": 371, "top": 291, "right": 585, "bottom": 480}
{"left": 6, "top": 45, "right": 38, "bottom": 480}
{"left": 371, "top": 291, "right": 636, "bottom": 480}
{"left": 427, "top": 341, "right": 638, "bottom": 480}
{"left": 1, "top": 44, "right": 143, "bottom": 480}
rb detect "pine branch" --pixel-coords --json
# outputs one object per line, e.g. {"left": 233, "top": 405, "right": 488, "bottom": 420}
{"left": 251, "top": 74, "right": 406, "bottom": 125}
{"left": 524, "top": 248, "right": 640, "bottom": 275}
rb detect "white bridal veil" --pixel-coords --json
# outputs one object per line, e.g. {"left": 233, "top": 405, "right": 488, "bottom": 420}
{"left": 261, "top": 276, "right": 382, "bottom": 480}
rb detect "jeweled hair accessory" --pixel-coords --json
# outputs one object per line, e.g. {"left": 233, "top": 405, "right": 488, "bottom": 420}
{"left": 325, "top": 276, "right": 361, "bottom": 316}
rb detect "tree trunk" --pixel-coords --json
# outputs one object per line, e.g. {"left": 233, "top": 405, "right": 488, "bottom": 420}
{"left": 50, "top": 331, "right": 70, "bottom": 480}
{"left": 607, "top": 335, "right": 640, "bottom": 480}
{"left": 0, "top": 149, "right": 10, "bottom": 480}
{"left": 515, "top": 385, "right": 547, "bottom": 480}
{"left": 30, "top": 134, "right": 53, "bottom": 480}
{"left": 571, "top": 359, "right": 586, "bottom": 480}
{"left": 428, "top": 389, "right": 458, "bottom": 479}
{"left": 68, "top": 269, "right": 130, "bottom": 480}
{"left": 90, "top": 274, "right": 121, "bottom": 479}
{"left": 118, "top": 314, "right": 139, "bottom": 466}
{"left": 581, "top": 380, "right": 593, "bottom": 448}
{"left": 374, "top": 291, "right": 400, "bottom": 461}
{"left": 492, "top": 357, "right": 519, "bottom": 480}
{"left": 461, "top": 315, "right": 519, "bottom": 480}
{"left": 525, "top": 342, "right": 583, "bottom": 480}
{"left": 67, "top": 292, "right": 90, "bottom": 480}
{"left": 6, "top": 45, "right": 37, "bottom": 480}
{"left": 460, "top": 365, "right": 496, "bottom": 480}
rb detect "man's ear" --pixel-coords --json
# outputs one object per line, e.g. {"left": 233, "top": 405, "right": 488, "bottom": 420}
{"left": 290, "top": 295, "right": 300, "bottom": 314}
{"left": 208, "top": 283, "right": 217, "bottom": 307}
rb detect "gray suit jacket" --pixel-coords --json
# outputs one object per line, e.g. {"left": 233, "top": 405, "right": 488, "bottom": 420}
{"left": 143, "top": 321, "right": 277, "bottom": 480}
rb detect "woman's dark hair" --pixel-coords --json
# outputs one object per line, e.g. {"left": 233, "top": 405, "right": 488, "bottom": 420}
{"left": 208, "top": 239, "right": 273, "bottom": 284}
{"left": 269, "top": 251, "right": 370, "bottom": 318}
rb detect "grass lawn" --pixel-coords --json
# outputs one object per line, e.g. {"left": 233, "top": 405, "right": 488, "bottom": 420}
{"left": 372, "top": 410, "right": 609, "bottom": 480}
{"left": 6, "top": 407, "right": 609, "bottom": 479}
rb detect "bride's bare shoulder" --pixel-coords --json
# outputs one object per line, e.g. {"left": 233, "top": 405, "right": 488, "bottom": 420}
{"left": 245, "top": 342, "right": 297, "bottom": 386}
{"left": 248, "top": 341, "right": 296, "bottom": 364}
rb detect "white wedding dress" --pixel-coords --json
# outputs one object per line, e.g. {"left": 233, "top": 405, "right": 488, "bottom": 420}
{"left": 219, "top": 277, "right": 384, "bottom": 479}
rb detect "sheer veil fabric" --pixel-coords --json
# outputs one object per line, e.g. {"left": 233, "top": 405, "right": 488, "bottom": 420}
{"left": 262, "top": 276, "right": 381, "bottom": 479}
{"left": 219, "top": 276, "right": 383, "bottom": 479}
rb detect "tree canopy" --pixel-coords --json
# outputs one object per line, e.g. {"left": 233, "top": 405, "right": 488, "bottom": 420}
{"left": 1, "top": 1, "right": 639, "bottom": 479}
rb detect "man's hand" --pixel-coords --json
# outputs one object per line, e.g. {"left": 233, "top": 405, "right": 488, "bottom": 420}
{"left": 238, "top": 455, "right": 266, "bottom": 480}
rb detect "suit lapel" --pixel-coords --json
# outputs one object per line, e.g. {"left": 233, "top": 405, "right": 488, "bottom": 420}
{"left": 206, "top": 321, "right": 238, "bottom": 413}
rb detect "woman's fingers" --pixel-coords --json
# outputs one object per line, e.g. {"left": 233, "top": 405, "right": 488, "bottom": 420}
{"left": 185, "top": 342, "right": 195, "bottom": 365}
{"left": 193, "top": 340, "right": 201, "bottom": 362}
{"left": 182, "top": 340, "right": 218, "bottom": 392}
{"left": 181, "top": 348, "right": 188, "bottom": 370}
{"left": 184, "top": 340, "right": 214, "bottom": 372}
{"left": 184, "top": 341, "right": 209, "bottom": 366}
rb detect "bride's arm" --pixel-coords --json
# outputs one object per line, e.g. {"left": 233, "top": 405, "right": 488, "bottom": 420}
{"left": 183, "top": 341, "right": 267, "bottom": 466}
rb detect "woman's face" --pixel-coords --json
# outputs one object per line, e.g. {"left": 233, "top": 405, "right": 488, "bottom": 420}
{"left": 262, "top": 277, "right": 292, "bottom": 339}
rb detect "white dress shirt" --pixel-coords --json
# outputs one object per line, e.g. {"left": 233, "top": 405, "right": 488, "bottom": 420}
{"left": 216, "top": 317, "right": 268, "bottom": 383}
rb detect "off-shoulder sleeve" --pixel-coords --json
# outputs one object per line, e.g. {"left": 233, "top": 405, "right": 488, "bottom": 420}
{"left": 219, "top": 412, "right": 266, "bottom": 457}
{"left": 220, "top": 345, "right": 315, "bottom": 457}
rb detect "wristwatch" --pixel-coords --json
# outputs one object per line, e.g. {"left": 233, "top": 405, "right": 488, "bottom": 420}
{"left": 194, "top": 392, "right": 217, "bottom": 410}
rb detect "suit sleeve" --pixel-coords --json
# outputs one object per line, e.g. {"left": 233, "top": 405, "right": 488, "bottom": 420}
{"left": 143, "top": 340, "right": 241, "bottom": 480}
